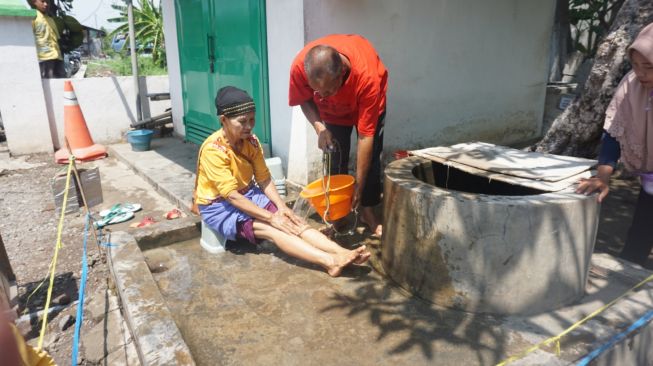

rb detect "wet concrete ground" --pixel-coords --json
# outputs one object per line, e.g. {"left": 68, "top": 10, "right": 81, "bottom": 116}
{"left": 145, "top": 236, "right": 508, "bottom": 366}
{"left": 141, "top": 229, "right": 653, "bottom": 366}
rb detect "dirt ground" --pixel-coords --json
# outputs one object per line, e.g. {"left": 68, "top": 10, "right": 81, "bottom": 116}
{"left": 0, "top": 148, "right": 644, "bottom": 365}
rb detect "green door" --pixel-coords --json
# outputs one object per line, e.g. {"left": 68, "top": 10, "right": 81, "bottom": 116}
{"left": 175, "top": 0, "right": 271, "bottom": 146}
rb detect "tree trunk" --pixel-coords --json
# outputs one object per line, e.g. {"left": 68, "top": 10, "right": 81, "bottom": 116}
{"left": 548, "top": 0, "right": 572, "bottom": 82}
{"left": 532, "top": 0, "right": 653, "bottom": 157}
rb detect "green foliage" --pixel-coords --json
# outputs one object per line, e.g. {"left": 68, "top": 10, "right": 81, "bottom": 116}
{"left": 54, "top": 0, "right": 73, "bottom": 13}
{"left": 100, "top": 26, "right": 118, "bottom": 58}
{"left": 108, "top": 0, "right": 166, "bottom": 68}
{"left": 568, "top": 0, "right": 625, "bottom": 57}
{"left": 29, "top": 0, "right": 74, "bottom": 13}
{"left": 53, "top": 14, "right": 83, "bottom": 53}
{"left": 85, "top": 55, "right": 167, "bottom": 77}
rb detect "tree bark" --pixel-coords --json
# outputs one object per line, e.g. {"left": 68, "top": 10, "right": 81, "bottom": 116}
{"left": 548, "top": 0, "right": 572, "bottom": 82}
{"left": 532, "top": 0, "right": 653, "bottom": 157}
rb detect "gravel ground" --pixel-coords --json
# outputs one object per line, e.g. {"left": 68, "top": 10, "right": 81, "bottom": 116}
{"left": 1, "top": 149, "right": 174, "bottom": 365}
{"left": 0, "top": 152, "right": 106, "bottom": 364}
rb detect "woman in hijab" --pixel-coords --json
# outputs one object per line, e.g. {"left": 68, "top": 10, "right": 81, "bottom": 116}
{"left": 194, "top": 86, "right": 370, "bottom": 276}
{"left": 577, "top": 23, "right": 653, "bottom": 266}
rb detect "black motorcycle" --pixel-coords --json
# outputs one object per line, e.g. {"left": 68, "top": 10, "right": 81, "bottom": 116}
{"left": 64, "top": 50, "right": 81, "bottom": 77}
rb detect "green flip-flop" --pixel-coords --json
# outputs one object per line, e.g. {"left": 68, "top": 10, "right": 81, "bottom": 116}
{"left": 94, "top": 210, "right": 135, "bottom": 229}
{"left": 99, "top": 203, "right": 142, "bottom": 218}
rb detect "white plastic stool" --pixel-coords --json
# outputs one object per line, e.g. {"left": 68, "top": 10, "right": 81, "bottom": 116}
{"left": 265, "top": 157, "right": 284, "bottom": 180}
{"left": 200, "top": 220, "right": 227, "bottom": 254}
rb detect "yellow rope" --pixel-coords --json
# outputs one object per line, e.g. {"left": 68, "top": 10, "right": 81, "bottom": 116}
{"left": 497, "top": 271, "right": 653, "bottom": 365}
{"left": 37, "top": 157, "right": 73, "bottom": 351}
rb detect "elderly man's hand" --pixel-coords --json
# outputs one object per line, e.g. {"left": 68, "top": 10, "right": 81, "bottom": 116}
{"left": 317, "top": 127, "right": 335, "bottom": 151}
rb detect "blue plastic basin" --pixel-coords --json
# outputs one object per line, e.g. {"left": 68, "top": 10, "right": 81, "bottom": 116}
{"left": 126, "top": 129, "right": 154, "bottom": 151}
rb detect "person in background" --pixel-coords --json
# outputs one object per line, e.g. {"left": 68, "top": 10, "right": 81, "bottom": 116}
{"left": 576, "top": 23, "right": 653, "bottom": 266}
{"left": 289, "top": 34, "right": 388, "bottom": 237}
{"left": 29, "top": 0, "right": 65, "bottom": 78}
{"left": 194, "top": 86, "right": 370, "bottom": 277}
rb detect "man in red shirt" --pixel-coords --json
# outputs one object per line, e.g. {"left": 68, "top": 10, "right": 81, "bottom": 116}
{"left": 289, "top": 34, "right": 388, "bottom": 236}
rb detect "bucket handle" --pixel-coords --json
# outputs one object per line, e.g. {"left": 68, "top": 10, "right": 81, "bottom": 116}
{"left": 325, "top": 207, "right": 359, "bottom": 238}
{"left": 319, "top": 141, "right": 358, "bottom": 237}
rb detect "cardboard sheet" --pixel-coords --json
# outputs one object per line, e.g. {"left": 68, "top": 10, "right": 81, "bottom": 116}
{"left": 410, "top": 142, "right": 596, "bottom": 192}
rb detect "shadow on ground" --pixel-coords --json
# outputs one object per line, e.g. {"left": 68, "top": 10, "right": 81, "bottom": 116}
{"left": 17, "top": 272, "right": 78, "bottom": 340}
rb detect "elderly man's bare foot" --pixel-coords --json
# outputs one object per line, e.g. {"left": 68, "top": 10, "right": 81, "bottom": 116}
{"left": 360, "top": 208, "right": 382, "bottom": 237}
{"left": 360, "top": 222, "right": 382, "bottom": 237}
{"left": 353, "top": 246, "right": 371, "bottom": 265}
{"left": 370, "top": 224, "right": 383, "bottom": 237}
{"left": 327, "top": 250, "right": 359, "bottom": 277}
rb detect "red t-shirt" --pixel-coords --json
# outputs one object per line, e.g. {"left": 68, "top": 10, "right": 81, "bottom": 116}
{"left": 289, "top": 34, "right": 388, "bottom": 137}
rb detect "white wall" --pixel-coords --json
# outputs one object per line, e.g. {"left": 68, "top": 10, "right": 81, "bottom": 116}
{"left": 266, "top": 0, "right": 324, "bottom": 184}
{"left": 0, "top": 16, "right": 53, "bottom": 155}
{"left": 43, "top": 76, "right": 170, "bottom": 148}
{"left": 303, "top": 0, "right": 556, "bottom": 155}
{"left": 165, "top": 1, "right": 555, "bottom": 184}
{"left": 161, "top": 0, "right": 184, "bottom": 136}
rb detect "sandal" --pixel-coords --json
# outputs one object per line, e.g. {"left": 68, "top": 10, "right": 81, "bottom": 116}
{"left": 94, "top": 211, "right": 135, "bottom": 229}
{"left": 100, "top": 203, "right": 142, "bottom": 218}
{"left": 130, "top": 216, "right": 156, "bottom": 228}
{"left": 164, "top": 208, "right": 184, "bottom": 220}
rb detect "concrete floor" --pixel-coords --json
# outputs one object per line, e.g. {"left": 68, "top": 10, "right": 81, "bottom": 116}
{"left": 137, "top": 237, "right": 653, "bottom": 366}
{"left": 145, "top": 238, "right": 505, "bottom": 366}
{"left": 109, "top": 137, "right": 653, "bottom": 366}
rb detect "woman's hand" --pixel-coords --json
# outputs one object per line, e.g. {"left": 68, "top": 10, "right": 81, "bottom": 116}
{"left": 278, "top": 206, "right": 306, "bottom": 226}
{"left": 269, "top": 210, "right": 306, "bottom": 236}
{"left": 576, "top": 165, "right": 613, "bottom": 203}
{"left": 576, "top": 176, "right": 610, "bottom": 202}
{"left": 274, "top": 206, "right": 310, "bottom": 235}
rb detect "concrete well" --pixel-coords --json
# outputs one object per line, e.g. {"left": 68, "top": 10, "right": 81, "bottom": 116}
{"left": 382, "top": 156, "right": 600, "bottom": 315}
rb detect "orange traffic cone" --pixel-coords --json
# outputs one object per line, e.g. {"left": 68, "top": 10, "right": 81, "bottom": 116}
{"left": 54, "top": 81, "right": 107, "bottom": 164}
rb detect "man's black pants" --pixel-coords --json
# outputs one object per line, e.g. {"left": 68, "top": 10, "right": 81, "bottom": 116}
{"left": 324, "top": 112, "right": 385, "bottom": 207}
{"left": 39, "top": 59, "right": 65, "bottom": 79}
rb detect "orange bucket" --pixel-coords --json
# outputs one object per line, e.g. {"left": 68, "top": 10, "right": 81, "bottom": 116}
{"left": 300, "top": 175, "right": 355, "bottom": 221}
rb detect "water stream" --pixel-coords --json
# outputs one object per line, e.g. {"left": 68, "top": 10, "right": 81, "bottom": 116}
{"left": 291, "top": 196, "right": 313, "bottom": 220}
